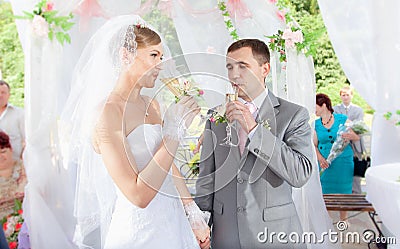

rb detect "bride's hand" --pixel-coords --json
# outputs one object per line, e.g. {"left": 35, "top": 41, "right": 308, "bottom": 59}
{"left": 178, "top": 96, "right": 201, "bottom": 128}
{"left": 163, "top": 96, "right": 200, "bottom": 140}
{"left": 199, "top": 235, "right": 211, "bottom": 249}
{"left": 183, "top": 201, "right": 210, "bottom": 244}
{"left": 193, "top": 227, "right": 210, "bottom": 246}
{"left": 193, "top": 227, "right": 210, "bottom": 242}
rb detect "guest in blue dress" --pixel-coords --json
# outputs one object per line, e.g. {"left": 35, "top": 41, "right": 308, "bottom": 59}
{"left": 314, "top": 93, "right": 360, "bottom": 221}
{"left": 0, "top": 229, "right": 8, "bottom": 249}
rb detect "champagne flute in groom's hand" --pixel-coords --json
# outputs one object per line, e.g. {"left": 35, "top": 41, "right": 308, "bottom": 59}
{"left": 220, "top": 84, "right": 239, "bottom": 147}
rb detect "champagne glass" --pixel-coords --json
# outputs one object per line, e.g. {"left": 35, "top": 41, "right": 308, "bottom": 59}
{"left": 159, "top": 77, "right": 181, "bottom": 97}
{"left": 220, "top": 84, "right": 239, "bottom": 147}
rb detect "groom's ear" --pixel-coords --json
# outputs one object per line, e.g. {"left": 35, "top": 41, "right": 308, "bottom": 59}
{"left": 261, "top": 62, "right": 270, "bottom": 78}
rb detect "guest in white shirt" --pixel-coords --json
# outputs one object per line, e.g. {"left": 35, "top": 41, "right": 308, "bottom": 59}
{"left": 0, "top": 80, "right": 25, "bottom": 160}
{"left": 333, "top": 85, "right": 365, "bottom": 194}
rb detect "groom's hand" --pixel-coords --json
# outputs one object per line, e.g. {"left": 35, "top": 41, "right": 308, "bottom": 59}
{"left": 199, "top": 236, "right": 211, "bottom": 249}
{"left": 225, "top": 101, "right": 257, "bottom": 134}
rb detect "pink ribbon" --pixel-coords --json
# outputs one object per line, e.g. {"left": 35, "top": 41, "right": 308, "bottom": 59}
{"left": 226, "top": 0, "right": 252, "bottom": 20}
{"left": 74, "top": 0, "right": 108, "bottom": 32}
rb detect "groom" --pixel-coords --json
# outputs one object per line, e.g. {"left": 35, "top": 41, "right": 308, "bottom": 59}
{"left": 195, "top": 39, "right": 314, "bottom": 249}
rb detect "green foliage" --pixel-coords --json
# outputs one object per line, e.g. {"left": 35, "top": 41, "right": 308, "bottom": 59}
{"left": 266, "top": 30, "right": 286, "bottom": 62}
{"left": 188, "top": 152, "right": 200, "bottom": 176}
{"left": 218, "top": 1, "right": 239, "bottom": 41}
{"left": 283, "top": 0, "right": 371, "bottom": 114}
{"left": 317, "top": 82, "right": 374, "bottom": 114}
{"left": 277, "top": 0, "right": 346, "bottom": 90}
{"left": 384, "top": 110, "right": 400, "bottom": 126}
{"left": 288, "top": 9, "right": 346, "bottom": 89}
{"left": 0, "top": 1, "right": 24, "bottom": 107}
{"left": 15, "top": 0, "right": 74, "bottom": 45}
{"left": 143, "top": 9, "right": 183, "bottom": 57}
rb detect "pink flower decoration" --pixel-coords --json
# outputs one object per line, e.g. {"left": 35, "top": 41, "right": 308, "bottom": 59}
{"left": 198, "top": 89, "right": 204, "bottom": 95}
{"left": 268, "top": 0, "right": 277, "bottom": 4}
{"left": 45, "top": 2, "right": 54, "bottom": 11}
{"left": 9, "top": 242, "right": 17, "bottom": 249}
{"left": 282, "top": 28, "right": 304, "bottom": 49}
{"left": 292, "top": 30, "right": 304, "bottom": 43}
{"left": 226, "top": 0, "right": 252, "bottom": 20}
{"left": 206, "top": 46, "right": 216, "bottom": 54}
{"left": 210, "top": 117, "right": 216, "bottom": 122}
{"left": 285, "top": 39, "right": 295, "bottom": 49}
{"left": 74, "top": 0, "right": 107, "bottom": 32}
{"left": 276, "top": 10, "right": 286, "bottom": 22}
{"left": 31, "top": 15, "right": 49, "bottom": 38}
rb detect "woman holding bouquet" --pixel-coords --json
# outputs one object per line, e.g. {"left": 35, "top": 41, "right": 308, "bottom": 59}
{"left": 314, "top": 93, "right": 360, "bottom": 221}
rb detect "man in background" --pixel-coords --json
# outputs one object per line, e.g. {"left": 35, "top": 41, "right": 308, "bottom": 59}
{"left": 333, "top": 86, "right": 365, "bottom": 194}
{"left": 0, "top": 80, "right": 25, "bottom": 160}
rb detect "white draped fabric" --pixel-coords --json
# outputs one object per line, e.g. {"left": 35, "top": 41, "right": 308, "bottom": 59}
{"left": 366, "top": 164, "right": 400, "bottom": 247}
{"left": 11, "top": 0, "right": 335, "bottom": 248}
{"left": 318, "top": 0, "right": 400, "bottom": 166}
{"left": 11, "top": 1, "right": 109, "bottom": 247}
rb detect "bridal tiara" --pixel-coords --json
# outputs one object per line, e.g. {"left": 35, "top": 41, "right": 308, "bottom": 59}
{"left": 123, "top": 22, "right": 148, "bottom": 53}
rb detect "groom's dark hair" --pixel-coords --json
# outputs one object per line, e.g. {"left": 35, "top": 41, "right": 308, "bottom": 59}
{"left": 227, "top": 39, "right": 270, "bottom": 66}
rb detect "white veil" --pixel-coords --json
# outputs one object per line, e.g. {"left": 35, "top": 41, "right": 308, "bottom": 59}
{"left": 58, "top": 15, "right": 170, "bottom": 248}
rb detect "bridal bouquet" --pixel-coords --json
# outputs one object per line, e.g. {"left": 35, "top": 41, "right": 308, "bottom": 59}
{"left": 160, "top": 78, "right": 204, "bottom": 103}
{"left": 326, "top": 120, "right": 370, "bottom": 165}
{"left": 1, "top": 199, "right": 24, "bottom": 249}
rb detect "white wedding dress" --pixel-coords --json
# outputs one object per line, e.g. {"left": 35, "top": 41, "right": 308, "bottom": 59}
{"left": 104, "top": 124, "right": 200, "bottom": 249}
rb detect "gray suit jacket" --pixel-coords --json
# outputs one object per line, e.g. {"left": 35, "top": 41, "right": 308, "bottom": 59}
{"left": 333, "top": 103, "right": 365, "bottom": 157}
{"left": 195, "top": 92, "right": 314, "bottom": 249}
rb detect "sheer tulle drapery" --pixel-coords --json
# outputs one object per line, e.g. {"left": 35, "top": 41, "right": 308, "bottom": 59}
{"left": 318, "top": 0, "right": 400, "bottom": 244}
{"left": 318, "top": 0, "right": 400, "bottom": 166}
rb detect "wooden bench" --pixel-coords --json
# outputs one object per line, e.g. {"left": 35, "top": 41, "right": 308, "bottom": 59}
{"left": 323, "top": 194, "right": 387, "bottom": 248}
{"left": 323, "top": 194, "right": 374, "bottom": 212}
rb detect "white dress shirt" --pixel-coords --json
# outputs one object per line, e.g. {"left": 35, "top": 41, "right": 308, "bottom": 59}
{"left": 0, "top": 104, "right": 25, "bottom": 159}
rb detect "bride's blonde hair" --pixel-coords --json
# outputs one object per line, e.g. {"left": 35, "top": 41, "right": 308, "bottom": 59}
{"left": 110, "top": 24, "right": 162, "bottom": 72}
{"left": 134, "top": 25, "right": 161, "bottom": 48}
{"left": 122, "top": 25, "right": 161, "bottom": 53}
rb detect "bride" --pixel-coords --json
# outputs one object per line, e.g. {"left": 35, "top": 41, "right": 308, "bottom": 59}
{"left": 61, "top": 15, "right": 210, "bottom": 249}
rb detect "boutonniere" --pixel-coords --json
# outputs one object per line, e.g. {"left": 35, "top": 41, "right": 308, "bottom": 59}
{"left": 209, "top": 105, "right": 228, "bottom": 125}
{"left": 199, "top": 104, "right": 228, "bottom": 126}
{"left": 257, "top": 118, "right": 271, "bottom": 130}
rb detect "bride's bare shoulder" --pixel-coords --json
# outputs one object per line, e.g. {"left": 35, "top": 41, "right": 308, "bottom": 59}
{"left": 143, "top": 96, "right": 161, "bottom": 115}
{"left": 105, "top": 93, "right": 126, "bottom": 106}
